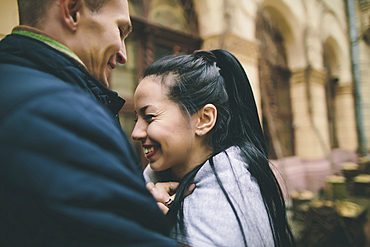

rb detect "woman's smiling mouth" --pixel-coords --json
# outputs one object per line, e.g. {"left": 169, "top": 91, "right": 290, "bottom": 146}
{"left": 143, "top": 146, "right": 159, "bottom": 158}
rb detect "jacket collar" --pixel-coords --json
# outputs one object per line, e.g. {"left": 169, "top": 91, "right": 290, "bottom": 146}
{"left": 12, "top": 26, "right": 87, "bottom": 70}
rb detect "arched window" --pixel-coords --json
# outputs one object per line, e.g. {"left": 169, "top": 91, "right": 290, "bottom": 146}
{"left": 256, "top": 10, "right": 295, "bottom": 159}
{"left": 323, "top": 42, "right": 339, "bottom": 149}
{"left": 109, "top": 0, "right": 201, "bottom": 164}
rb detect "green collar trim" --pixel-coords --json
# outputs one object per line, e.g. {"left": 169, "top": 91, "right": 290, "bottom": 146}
{"left": 12, "top": 29, "right": 87, "bottom": 69}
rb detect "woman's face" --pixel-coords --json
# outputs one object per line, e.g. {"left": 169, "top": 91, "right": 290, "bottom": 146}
{"left": 131, "top": 76, "right": 199, "bottom": 177}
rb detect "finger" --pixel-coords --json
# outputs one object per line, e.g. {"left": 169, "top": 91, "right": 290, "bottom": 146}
{"left": 158, "top": 195, "right": 175, "bottom": 214}
{"left": 149, "top": 186, "right": 169, "bottom": 203}
{"left": 157, "top": 202, "right": 169, "bottom": 214}
{"left": 185, "top": 183, "right": 196, "bottom": 197}
{"left": 155, "top": 182, "right": 179, "bottom": 196}
{"left": 169, "top": 181, "right": 179, "bottom": 195}
{"left": 146, "top": 182, "right": 155, "bottom": 191}
{"left": 164, "top": 195, "right": 175, "bottom": 208}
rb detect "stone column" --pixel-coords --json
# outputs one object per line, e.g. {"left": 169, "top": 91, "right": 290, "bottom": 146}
{"left": 290, "top": 68, "right": 331, "bottom": 159}
{"left": 336, "top": 84, "right": 358, "bottom": 151}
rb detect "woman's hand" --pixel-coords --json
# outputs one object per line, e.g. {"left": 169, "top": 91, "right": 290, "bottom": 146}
{"left": 146, "top": 182, "right": 196, "bottom": 214}
{"left": 146, "top": 182, "right": 177, "bottom": 214}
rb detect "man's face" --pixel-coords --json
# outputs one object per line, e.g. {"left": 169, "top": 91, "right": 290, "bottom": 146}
{"left": 74, "top": 0, "right": 131, "bottom": 87}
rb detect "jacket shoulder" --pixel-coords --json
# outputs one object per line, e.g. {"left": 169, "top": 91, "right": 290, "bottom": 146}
{"left": 0, "top": 64, "right": 178, "bottom": 246}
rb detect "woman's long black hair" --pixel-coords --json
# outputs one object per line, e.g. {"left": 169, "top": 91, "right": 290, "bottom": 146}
{"left": 142, "top": 49, "right": 295, "bottom": 247}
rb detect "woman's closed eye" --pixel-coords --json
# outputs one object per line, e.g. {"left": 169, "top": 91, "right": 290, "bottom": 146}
{"left": 144, "top": 115, "right": 156, "bottom": 122}
{"left": 133, "top": 115, "right": 155, "bottom": 123}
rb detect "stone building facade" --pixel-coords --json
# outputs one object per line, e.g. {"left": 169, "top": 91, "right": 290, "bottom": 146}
{"left": 356, "top": 0, "right": 370, "bottom": 155}
{"left": 1, "top": 0, "right": 368, "bottom": 195}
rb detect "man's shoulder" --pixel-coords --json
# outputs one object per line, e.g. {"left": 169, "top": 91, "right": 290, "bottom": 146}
{"left": 0, "top": 63, "right": 141, "bottom": 177}
{"left": 0, "top": 63, "right": 91, "bottom": 116}
{"left": 0, "top": 63, "right": 76, "bottom": 90}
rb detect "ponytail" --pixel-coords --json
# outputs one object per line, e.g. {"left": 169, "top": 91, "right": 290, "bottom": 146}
{"left": 211, "top": 49, "right": 267, "bottom": 156}
{"left": 211, "top": 49, "right": 295, "bottom": 247}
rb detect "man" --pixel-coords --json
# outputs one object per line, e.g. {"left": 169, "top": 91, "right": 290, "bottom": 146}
{"left": 0, "top": 0, "right": 178, "bottom": 246}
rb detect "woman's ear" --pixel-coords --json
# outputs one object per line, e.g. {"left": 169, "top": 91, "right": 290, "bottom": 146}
{"left": 196, "top": 104, "right": 217, "bottom": 137}
{"left": 59, "top": 0, "right": 83, "bottom": 32}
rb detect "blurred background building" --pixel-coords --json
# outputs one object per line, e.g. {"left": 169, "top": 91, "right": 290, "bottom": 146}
{"left": 1, "top": 0, "right": 369, "bottom": 196}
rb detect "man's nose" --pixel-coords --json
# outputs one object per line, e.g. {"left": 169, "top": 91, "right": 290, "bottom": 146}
{"left": 117, "top": 42, "right": 127, "bottom": 64}
{"left": 131, "top": 120, "right": 147, "bottom": 142}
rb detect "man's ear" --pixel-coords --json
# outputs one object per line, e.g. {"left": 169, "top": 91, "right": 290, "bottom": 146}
{"left": 195, "top": 104, "right": 217, "bottom": 137}
{"left": 59, "top": 0, "right": 83, "bottom": 31}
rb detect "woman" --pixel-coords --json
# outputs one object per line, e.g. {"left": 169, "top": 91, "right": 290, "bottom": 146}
{"left": 131, "top": 49, "right": 295, "bottom": 247}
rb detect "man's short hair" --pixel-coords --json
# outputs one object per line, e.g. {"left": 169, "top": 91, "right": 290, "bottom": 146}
{"left": 17, "top": 0, "right": 112, "bottom": 28}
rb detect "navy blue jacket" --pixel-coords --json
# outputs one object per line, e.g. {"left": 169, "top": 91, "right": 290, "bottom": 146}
{"left": 0, "top": 33, "right": 177, "bottom": 246}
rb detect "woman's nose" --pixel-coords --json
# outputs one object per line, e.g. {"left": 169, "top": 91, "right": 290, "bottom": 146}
{"left": 131, "top": 120, "right": 147, "bottom": 142}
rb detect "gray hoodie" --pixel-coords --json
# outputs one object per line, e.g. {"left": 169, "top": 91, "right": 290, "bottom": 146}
{"left": 144, "top": 146, "right": 274, "bottom": 247}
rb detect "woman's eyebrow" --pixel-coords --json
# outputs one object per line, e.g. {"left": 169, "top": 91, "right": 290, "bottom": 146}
{"left": 140, "top": 105, "right": 159, "bottom": 114}
{"left": 139, "top": 106, "right": 148, "bottom": 114}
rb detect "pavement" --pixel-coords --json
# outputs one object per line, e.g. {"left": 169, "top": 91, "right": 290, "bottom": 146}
{"left": 288, "top": 196, "right": 370, "bottom": 247}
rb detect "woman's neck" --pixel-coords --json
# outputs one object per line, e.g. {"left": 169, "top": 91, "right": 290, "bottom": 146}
{"left": 171, "top": 146, "right": 213, "bottom": 180}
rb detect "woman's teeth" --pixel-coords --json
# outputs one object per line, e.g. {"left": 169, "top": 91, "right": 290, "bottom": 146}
{"left": 144, "top": 146, "right": 156, "bottom": 154}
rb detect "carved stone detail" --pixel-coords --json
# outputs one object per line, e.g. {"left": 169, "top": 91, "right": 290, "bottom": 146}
{"left": 359, "top": 0, "right": 370, "bottom": 11}
{"left": 290, "top": 69, "right": 306, "bottom": 85}
{"left": 310, "top": 68, "right": 326, "bottom": 86}
{"left": 290, "top": 68, "right": 326, "bottom": 86}
{"left": 202, "top": 33, "right": 260, "bottom": 62}
{"left": 336, "top": 84, "right": 353, "bottom": 95}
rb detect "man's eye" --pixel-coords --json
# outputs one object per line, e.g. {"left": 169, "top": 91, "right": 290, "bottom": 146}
{"left": 119, "top": 28, "right": 124, "bottom": 38}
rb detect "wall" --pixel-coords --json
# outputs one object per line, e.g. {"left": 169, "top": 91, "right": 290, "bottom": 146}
{"left": 0, "top": 0, "right": 19, "bottom": 40}
{"left": 195, "top": 0, "right": 357, "bottom": 160}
